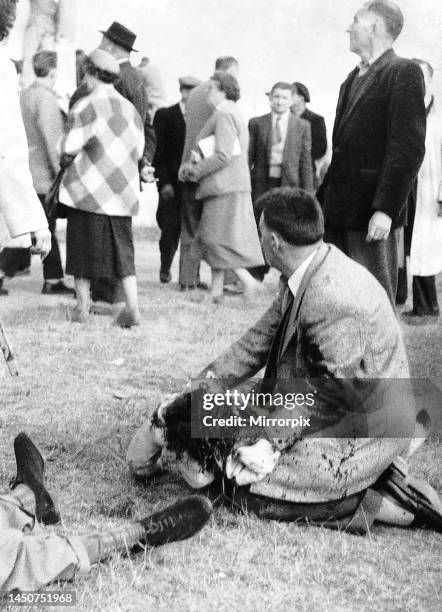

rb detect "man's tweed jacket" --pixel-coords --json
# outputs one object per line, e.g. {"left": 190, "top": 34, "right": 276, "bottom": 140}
{"left": 60, "top": 84, "right": 144, "bottom": 216}
{"left": 203, "top": 244, "right": 414, "bottom": 502}
{"left": 248, "top": 113, "right": 314, "bottom": 206}
{"left": 20, "top": 81, "right": 64, "bottom": 195}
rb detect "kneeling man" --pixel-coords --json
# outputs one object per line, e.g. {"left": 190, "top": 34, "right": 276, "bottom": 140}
{"left": 128, "top": 188, "right": 441, "bottom": 533}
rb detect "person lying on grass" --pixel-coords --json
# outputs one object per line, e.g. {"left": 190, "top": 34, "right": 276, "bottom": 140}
{"left": 0, "top": 433, "right": 212, "bottom": 594}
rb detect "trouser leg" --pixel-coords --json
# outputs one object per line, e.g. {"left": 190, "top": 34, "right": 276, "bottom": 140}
{"left": 0, "top": 494, "right": 89, "bottom": 593}
{"left": 159, "top": 228, "right": 181, "bottom": 274}
{"left": 37, "top": 195, "right": 63, "bottom": 281}
{"left": 157, "top": 197, "right": 181, "bottom": 275}
{"left": 412, "top": 276, "right": 439, "bottom": 315}
{"left": 248, "top": 205, "right": 269, "bottom": 281}
{"left": 0, "top": 529, "right": 89, "bottom": 593}
{"left": 325, "top": 226, "right": 399, "bottom": 306}
{"left": 395, "top": 228, "right": 407, "bottom": 305}
{"left": 178, "top": 184, "right": 203, "bottom": 286}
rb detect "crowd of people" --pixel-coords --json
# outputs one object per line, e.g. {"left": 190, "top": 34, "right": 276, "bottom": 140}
{"left": 0, "top": 0, "right": 441, "bottom": 597}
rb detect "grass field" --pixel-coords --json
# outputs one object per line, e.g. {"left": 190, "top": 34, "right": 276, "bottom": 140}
{"left": 0, "top": 228, "right": 441, "bottom": 612}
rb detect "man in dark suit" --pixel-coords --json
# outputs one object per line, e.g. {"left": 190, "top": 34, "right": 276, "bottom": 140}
{"left": 69, "top": 22, "right": 157, "bottom": 304}
{"left": 316, "top": 1, "right": 426, "bottom": 305}
{"left": 127, "top": 188, "right": 441, "bottom": 533}
{"left": 153, "top": 76, "right": 201, "bottom": 283}
{"left": 291, "top": 82, "right": 327, "bottom": 188}
{"left": 248, "top": 81, "right": 313, "bottom": 280}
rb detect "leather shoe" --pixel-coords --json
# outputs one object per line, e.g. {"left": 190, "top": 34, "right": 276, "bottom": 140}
{"left": 375, "top": 459, "right": 442, "bottom": 532}
{"left": 160, "top": 270, "right": 171, "bottom": 283}
{"left": 114, "top": 308, "right": 140, "bottom": 328}
{"left": 42, "top": 281, "right": 76, "bottom": 296}
{"left": 137, "top": 495, "right": 212, "bottom": 548}
{"left": 10, "top": 433, "right": 60, "bottom": 525}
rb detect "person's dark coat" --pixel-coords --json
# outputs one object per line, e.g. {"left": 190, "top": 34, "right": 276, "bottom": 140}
{"left": 299, "top": 107, "right": 327, "bottom": 166}
{"left": 153, "top": 103, "right": 185, "bottom": 193}
{"left": 316, "top": 49, "right": 426, "bottom": 230}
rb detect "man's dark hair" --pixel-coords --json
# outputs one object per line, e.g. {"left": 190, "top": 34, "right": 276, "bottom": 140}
{"left": 259, "top": 187, "right": 324, "bottom": 246}
{"left": 365, "top": 1, "right": 404, "bottom": 41}
{"left": 33, "top": 50, "right": 57, "bottom": 78}
{"left": 0, "top": 0, "right": 18, "bottom": 42}
{"left": 211, "top": 70, "right": 240, "bottom": 102}
{"left": 269, "top": 81, "right": 293, "bottom": 95}
{"left": 83, "top": 56, "right": 119, "bottom": 85}
{"left": 214, "top": 56, "right": 238, "bottom": 72}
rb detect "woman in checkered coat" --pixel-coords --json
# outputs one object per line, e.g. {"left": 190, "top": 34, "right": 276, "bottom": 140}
{"left": 59, "top": 49, "right": 145, "bottom": 327}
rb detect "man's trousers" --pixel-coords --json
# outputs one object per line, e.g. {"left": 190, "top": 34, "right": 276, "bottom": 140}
{"left": 178, "top": 183, "right": 203, "bottom": 287}
{"left": 156, "top": 193, "right": 182, "bottom": 276}
{"left": 0, "top": 494, "right": 89, "bottom": 593}
{"left": 325, "top": 226, "right": 399, "bottom": 306}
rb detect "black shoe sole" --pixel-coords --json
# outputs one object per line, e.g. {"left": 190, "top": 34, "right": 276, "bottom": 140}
{"left": 138, "top": 495, "right": 212, "bottom": 547}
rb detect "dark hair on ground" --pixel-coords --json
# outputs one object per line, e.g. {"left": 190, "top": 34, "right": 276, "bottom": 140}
{"left": 269, "top": 81, "right": 293, "bottom": 95}
{"left": 364, "top": 1, "right": 403, "bottom": 41}
{"left": 259, "top": 187, "right": 324, "bottom": 246}
{"left": 214, "top": 55, "right": 238, "bottom": 72}
{"left": 33, "top": 50, "right": 57, "bottom": 78}
{"left": 83, "top": 57, "right": 119, "bottom": 85}
{"left": 0, "top": 0, "right": 18, "bottom": 42}
{"left": 412, "top": 58, "right": 434, "bottom": 78}
{"left": 211, "top": 70, "right": 240, "bottom": 102}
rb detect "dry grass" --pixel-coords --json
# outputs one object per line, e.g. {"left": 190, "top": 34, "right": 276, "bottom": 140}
{"left": 0, "top": 229, "right": 441, "bottom": 612}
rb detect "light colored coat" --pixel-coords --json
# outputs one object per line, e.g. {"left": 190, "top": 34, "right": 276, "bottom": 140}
{"left": 204, "top": 244, "right": 414, "bottom": 502}
{"left": 180, "top": 80, "right": 213, "bottom": 166}
{"left": 0, "top": 44, "right": 48, "bottom": 250}
{"left": 410, "top": 104, "right": 442, "bottom": 276}
{"left": 20, "top": 81, "right": 64, "bottom": 195}
{"left": 191, "top": 100, "right": 251, "bottom": 200}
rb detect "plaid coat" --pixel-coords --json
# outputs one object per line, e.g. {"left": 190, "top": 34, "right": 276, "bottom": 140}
{"left": 59, "top": 84, "right": 144, "bottom": 217}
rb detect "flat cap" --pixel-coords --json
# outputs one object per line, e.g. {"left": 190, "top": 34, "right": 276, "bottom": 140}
{"left": 178, "top": 76, "right": 201, "bottom": 89}
{"left": 88, "top": 49, "right": 120, "bottom": 75}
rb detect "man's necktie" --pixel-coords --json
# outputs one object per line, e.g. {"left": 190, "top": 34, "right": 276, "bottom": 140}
{"left": 272, "top": 115, "right": 282, "bottom": 145}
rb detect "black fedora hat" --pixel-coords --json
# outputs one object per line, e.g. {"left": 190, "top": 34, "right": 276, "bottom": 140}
{"left": 100, "top": 22, "right": 138, "bottom": 52}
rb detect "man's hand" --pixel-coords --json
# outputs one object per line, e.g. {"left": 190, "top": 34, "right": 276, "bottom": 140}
{"left": 160, "top": 184, "right": 175, "bottom": 201}
{"left": 225, "top": 439, "right": 280, "bottom": 486}
{"left": 366, "top": 211, "right": 392, "bottom": 242}
{"left": 31, "top": 228, "right": 51, "bottom": 260}
{"left": 140, "top": 164, "right": 156, "bottom": 183}
{"left": 178, "top": 162, "right": 198, "bottom": 183}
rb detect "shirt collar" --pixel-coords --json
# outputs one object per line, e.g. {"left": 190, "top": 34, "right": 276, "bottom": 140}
{"left": 358, "top": 47, "right": 392, "bottom": 73}
{"left": 179, "top": 100, "right": 186, "bottom": 116}
{"left": 272, "top": 110, "right": 290, "bottom": 122}
{"left": 216, "top": 100, "right": 230, "bottom": 111}
{"left": 287, "top": 249, "right": 319, "bottom": 298}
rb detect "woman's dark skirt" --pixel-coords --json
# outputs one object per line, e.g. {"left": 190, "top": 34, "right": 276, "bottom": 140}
{"left": 66, "top": 208, "right": 135, "bottom": 280}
